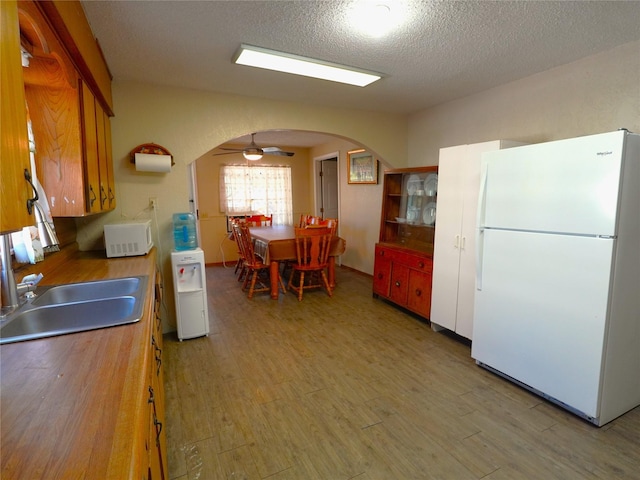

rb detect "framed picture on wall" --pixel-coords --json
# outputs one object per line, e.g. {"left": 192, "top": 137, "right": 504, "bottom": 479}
{"left": 347, "top": 149, "right": 378, "bottom": 184}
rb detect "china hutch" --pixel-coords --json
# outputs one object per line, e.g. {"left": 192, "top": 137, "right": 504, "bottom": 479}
{"left": 373, "top": 166, "right": 438, "bottom": 319}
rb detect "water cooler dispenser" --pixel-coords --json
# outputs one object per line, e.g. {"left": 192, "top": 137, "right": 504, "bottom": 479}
{"left": 171, "top": 248, "right": 209, "bottom": 340}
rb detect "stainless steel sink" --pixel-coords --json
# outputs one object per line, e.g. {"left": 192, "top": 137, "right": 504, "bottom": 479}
{"left": 0, "top": 276, "right": 148, "bottom": 344}
{"left": 33, "top": 276, "right": 143, "bottom": 305}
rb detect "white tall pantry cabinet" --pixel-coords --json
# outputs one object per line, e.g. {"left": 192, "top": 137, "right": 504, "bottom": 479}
{"left": 431, "top": 140, "right": 523, "bottom": 339}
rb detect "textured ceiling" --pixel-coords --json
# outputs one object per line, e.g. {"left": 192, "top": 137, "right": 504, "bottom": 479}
{"left": 81, "top": 0, "right": 640, "bottom": 146}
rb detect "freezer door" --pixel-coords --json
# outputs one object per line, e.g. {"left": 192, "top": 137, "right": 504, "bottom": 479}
{"left": 472, "top": 229, "right": 614, "bottom": 418}
{"left": 480, "top": 131, "right": 625, "bottom": 236}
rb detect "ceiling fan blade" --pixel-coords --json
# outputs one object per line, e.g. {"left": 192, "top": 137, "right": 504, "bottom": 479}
{"left": 212, "top": 151, "right": 237, "bottom": 156}
{"left": 263, "top": 147, "right": 294, "bottom": 156}
{"left": 264, "top": 150, "right": 295, "bottom": 157}
{"left": 213, "top": 134, "right": 294, "bottom": 158}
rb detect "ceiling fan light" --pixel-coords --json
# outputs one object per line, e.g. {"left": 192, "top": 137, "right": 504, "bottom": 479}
{"left": 243, "top": 149, "right": 263, "bottom": 161}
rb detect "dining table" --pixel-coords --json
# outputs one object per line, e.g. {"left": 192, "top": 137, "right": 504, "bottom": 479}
{"left": 249, "top": 225, "right": 346, "bottom": 299}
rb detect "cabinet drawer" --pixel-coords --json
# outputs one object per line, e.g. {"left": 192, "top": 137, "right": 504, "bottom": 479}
{"left": 396, "top": 252, "right": 432, "bottom": 272}
{"left": 378, "top": 246, "right": 432, "bottom": 271}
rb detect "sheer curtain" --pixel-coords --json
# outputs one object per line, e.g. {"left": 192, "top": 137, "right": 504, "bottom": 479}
{"left": 220, "top": 165, "right": 293, "bottom": 225}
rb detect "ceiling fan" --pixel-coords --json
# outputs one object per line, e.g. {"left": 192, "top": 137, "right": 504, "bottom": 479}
{"left": 213, "top": 133, "right": 295, "bottom": 161}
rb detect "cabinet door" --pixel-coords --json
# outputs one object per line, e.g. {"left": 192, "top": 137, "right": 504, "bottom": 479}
{"left": 455, "top": 142, "right": 498, "bottom": 339}
{"left": 102, "top": 108, "right": 116, "bottom": 209}
{"left": 373, "top": 246, "right": 392, "bottom": 296}
{"left": 95, "top": 102, "right": 109, "bottom": 210}
{"left": 81, "top": 80, "right": 101, "bottom": 213}
{"left": 430, "top": 145, "right": 465, "bottom": 331}
{"left": 407, "top": 269, "right": 432, "bottom": 318}
{"left": 176, "top": 290, "right": 206, "bottom": 340}
{"left": 1, "top": 0, "right": 32, "bottom": 233}
{"left": 389, "top": 262, "right": 409, "bottom": 305}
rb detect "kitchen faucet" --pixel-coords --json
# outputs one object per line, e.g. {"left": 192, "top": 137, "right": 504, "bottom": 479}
{"left": 0, "top": 234, "right": 43, "bottom": 316}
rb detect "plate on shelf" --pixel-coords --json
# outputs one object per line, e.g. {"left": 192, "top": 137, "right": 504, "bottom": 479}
{"left": 422, "top": 202, "right": 437, "bottom": 225}
{"left": 406, "top": 174, "right": 422, "bottom": 195}
{"left": 424, "top": 174, "right": 438, "bottom": 196}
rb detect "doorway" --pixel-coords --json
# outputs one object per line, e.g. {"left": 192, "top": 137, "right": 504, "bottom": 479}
{"left": 314, "top": 152, "right": 339, "bottom": 222}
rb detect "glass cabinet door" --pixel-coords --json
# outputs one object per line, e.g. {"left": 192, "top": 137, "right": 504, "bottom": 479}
{"left": 380, "top": 168, "right": 438, "bottom": 254}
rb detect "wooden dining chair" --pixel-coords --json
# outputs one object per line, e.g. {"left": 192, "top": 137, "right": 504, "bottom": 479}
{"left": 299, "top": 214, "right": 321, "bottom": 227}
{"left": 288, "top": 226, "right": 333, "bottom": 301}
{"left": 230, "top": 221, "right": 247, "bottom": 281}
{"left": 237, "top": 223, "right": 285, "bottom": 299}
{"left": 320, "top": 218, "right": 338, "bottom": 235}
{"left": 246, "top": 214, "right": 272, "bottom": 226}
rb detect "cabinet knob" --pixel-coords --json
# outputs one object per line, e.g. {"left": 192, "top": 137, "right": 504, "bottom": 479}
{"left": 415, "top": 289, "right": 422, "bottom": 297}
{"left": 395, "top": 281, "right": 401, "bottom": 287}
{"left": 418, "top": 262, "right": 425, "bottom": 268}
{"left": 378, "top": 273, "right": 383, "bottom": 279}
{"left": 380, "top": 250, "right": 385, "bottom": 256}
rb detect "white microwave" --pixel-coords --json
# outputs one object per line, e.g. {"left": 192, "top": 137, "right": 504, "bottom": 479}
{"left": 104, "top": 220, "right": 153, "bottom": 258}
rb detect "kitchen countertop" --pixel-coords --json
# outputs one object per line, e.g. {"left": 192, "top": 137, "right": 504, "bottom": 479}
{"left": 0, "top": 247, "right": 157, "bottom": 479}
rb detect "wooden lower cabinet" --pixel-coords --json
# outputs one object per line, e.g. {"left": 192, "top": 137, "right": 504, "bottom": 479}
{"left": 144, "top": 271, "right": 168, "bottom": 479}
{"left": 373, "top": 243, "right": 433, "bottom": 319}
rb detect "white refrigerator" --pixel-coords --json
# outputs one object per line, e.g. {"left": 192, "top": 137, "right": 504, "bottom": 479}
{"left": 471, "top": 130, "right": 640, "bottom": 426}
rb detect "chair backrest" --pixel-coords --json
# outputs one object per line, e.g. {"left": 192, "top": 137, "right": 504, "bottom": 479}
{"left": 236, "top": 223, "right": 258, "bottom": 265}
{"left": 300, "top": 214, "right": 323, "bottom": 227}
{"left": 231, "top": 221, "right": 242, "bottom": 249}
{"left": 293, "top": 226, "right": 332, "bottom": 268}
{"left": 246, "top": 214, "right": 272, "bottom": 227}
{"left": 319, "top": 218, "right": 338, "bottom": 235}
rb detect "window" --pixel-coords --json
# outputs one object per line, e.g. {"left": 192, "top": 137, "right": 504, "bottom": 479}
{"left": 219, "top": 165, "right": 293, "bottom": 225}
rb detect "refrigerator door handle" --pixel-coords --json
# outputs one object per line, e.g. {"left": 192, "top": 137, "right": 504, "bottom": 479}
{"left": 475, "top": 164, "right": 489, "bottom": 291}
{"left": 454, "top": 234, "right": 460, "bottom": 248}
{"left": 476, "top": 228, "right": 484, "bottom": 290}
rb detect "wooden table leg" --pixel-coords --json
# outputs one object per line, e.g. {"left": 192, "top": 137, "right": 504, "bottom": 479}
{"left": 328, "top": 257, "right": 336, "bottom": 289}
{"left": 270, "top": 260, "right": 280, "bottom": 299}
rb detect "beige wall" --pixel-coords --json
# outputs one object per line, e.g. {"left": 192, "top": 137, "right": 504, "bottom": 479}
{"left": 309, "top": 138, "right": 392, "bottom": 276}
{"left": 408, "top": 41, "right": 640, "bottom": 166}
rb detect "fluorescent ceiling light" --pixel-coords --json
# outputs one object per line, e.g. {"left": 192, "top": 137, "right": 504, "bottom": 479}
{"left": 233, "top": 44, "right": 382, "bottom": 87}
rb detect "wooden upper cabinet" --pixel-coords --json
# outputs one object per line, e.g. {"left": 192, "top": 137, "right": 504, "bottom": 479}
{"left": 36, "top": 0, "right": 113, "bottom": 114}
{"left": 1, "top": 0, "right": 34, "bottom": 233}
{"left": 18, "top": 0, "right": 115, "bottom": 217}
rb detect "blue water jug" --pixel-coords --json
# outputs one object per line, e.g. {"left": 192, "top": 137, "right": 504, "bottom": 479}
{"left": 173, "top": 212, "right": 197, "bottom": 251}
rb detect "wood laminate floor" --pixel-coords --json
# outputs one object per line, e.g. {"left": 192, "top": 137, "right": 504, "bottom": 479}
{"left": 164, "top": 265, "right": 640, "bottom": 480}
